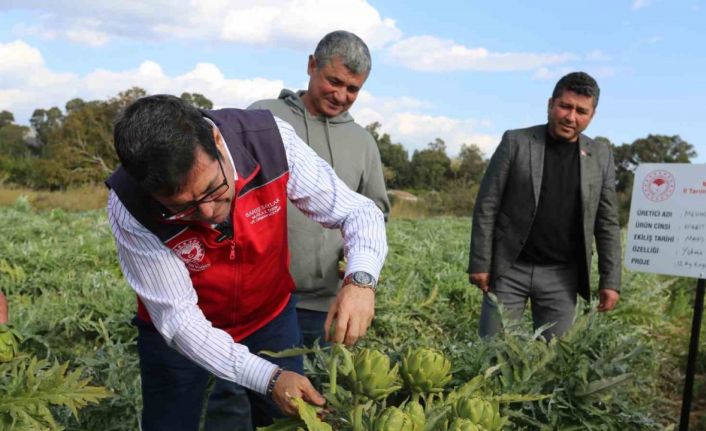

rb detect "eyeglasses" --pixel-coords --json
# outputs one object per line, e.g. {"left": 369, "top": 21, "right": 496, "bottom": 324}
{"left": 160, "top": 156, "right": 229, "bottom": 221}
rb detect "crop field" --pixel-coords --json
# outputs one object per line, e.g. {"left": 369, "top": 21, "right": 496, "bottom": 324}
{"left": 1, "top": 197, "right": 705, "bottom": 430}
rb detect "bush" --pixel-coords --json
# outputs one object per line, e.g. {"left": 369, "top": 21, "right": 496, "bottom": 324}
{"left": 390, "top": 184, "right": 479, "bottom": 219}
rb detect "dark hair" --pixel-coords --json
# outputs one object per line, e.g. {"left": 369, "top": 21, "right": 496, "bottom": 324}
{"left": 113, "top": 94, "right": 219, "bottom": 196}
{"left": 314, "top": 30, "right": 371, "bottom": 75}
{"left": 552, "top": 71, "right": 600, "bottom": 108}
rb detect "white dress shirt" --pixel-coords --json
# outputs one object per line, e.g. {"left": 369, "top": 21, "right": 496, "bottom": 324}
{"left": 107, "top": 116, "right": 387, "bottom": 394}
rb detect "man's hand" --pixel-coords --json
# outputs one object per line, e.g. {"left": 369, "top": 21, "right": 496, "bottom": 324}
{"left": 271, "top": 370, "right": 325, "bottom": 416}
{"left": 598, "top": 288, "right": 620, "bottom": 312}
{"left": 469, "top": 272, "right": 490, "bottom": 293}
{"left": 324, "top": 284, "right": 375, "bottom": 346}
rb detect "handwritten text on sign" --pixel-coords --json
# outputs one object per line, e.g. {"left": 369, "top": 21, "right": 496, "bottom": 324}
{"left": 625, "top": 164, "right": 706, "bottom": 278}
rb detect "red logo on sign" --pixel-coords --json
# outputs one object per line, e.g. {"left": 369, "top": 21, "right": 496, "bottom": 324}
{"left": 642, "top": 170, "right": 676, "bottom": 202}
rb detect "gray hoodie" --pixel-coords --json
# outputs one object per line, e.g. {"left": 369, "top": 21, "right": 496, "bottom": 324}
{"left": 248, "top": 89, "right": 390, "bottom": 312}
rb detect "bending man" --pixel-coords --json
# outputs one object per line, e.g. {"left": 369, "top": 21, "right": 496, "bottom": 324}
{"left": 106, "top": 94, "right": 387, "bottom": 430}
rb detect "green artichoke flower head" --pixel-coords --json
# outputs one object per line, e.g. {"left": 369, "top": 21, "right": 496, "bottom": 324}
{"left": 402, "top": 400, "right": 426, "bottom": 430}
{"left": 373, "top": 406, "right": 413, "bottom": 431}
{"left": 454, "top": 397, "right": 506, "bottom": 431}
{"left": 0, "top": 325, "right": 19, "bottom": 363}
{"left": 351, "top": 348, "right": 401, "bottom": 401}
{"left": 401, "top": 347, "right": 452, "bottom": 394}
{"left": 448, "top": 418, "right": 485, "bottom": 431}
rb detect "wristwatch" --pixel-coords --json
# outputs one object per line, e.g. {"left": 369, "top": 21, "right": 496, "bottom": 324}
{"left": 343, "top": 271, "right": 377, "bottom": 293}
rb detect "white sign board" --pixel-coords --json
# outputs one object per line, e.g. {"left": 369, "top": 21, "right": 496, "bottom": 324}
{"left": 625, "top": 163, "right": 706, "bottom": 278}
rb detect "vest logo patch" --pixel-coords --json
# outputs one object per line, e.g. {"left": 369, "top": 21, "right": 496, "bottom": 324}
{"left": 173, "top": 238, "right": 210, "bottom": 272}
{"left": 245, "top": 198, "right": 282, "bottom": 225}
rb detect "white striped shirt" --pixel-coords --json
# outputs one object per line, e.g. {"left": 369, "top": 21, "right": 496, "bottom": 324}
{"left": 107, "top": 116, "right": 387, "bottom": 394}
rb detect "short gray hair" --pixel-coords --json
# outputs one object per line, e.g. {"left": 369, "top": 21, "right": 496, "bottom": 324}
{"left": 314, "top": 30, "right": 371, "bottom": 76}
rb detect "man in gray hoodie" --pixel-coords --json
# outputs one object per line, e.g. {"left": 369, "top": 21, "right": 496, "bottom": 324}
{"left": 204, "top": 31, "right": 389, "bottom": 431}
{"left": 249, "top": 30, "right": 389, "bottom": 348}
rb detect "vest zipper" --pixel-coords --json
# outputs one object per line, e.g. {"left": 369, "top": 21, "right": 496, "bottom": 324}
{"left": 231, "top": 238, "right": 239, "bottom": 326}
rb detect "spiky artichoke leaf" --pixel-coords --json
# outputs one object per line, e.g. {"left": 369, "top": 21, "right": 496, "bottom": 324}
{"left": 291, "top": 397, "right": 332, "bottom": 431}
{"left": 491, "top": 393, "right": 552, "bottom": 403}
{"left": 259, "top": 346, "right": 319, "bottom": 358}
{"left": 0, "top": 356, "right": 111, "bottom": 430}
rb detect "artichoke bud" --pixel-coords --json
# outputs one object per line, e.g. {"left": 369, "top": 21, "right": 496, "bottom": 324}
{"left": 401, "top": 347, "right": 452, "bottom": 393}
{"left": 373, "top": 407, "right": 413, "bottom": 431}
{"left": 402, "top": 400, "right": 425, "bottom": 430}
{"left": 448, "top": 419, "right": 483, "bottom": 431}
{"left": 455, "top": 397, "right": 483, "bottom": 422}
{"left": 455, "top": 397, "right": 504, "bottom": 430}
{"left": 351, "top": 348, "right": 400, "bottom": 400}
{"left": 0, "top": 325, "right": 19, "bottom": 363}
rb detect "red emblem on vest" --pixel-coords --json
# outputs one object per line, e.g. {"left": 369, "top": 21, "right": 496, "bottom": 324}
{"left": 173, "top": 238, "right": 210, "bottom": 272}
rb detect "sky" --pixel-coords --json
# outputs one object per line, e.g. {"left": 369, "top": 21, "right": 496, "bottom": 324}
{"left": 0, "top": 0, "right": 704, "bottom": 161}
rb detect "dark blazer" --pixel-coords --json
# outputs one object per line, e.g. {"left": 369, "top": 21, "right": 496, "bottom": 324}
{"left": 468, "top": 124, "right": 621, "bottom": 300}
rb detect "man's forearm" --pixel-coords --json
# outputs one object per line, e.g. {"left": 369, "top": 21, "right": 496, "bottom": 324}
{"left": 279, "top": 116, "right": 388, "bottom": 280}
{"left": 168, "top": 320, "right": 278, "bottom": 394}
{"left": 340, "top": 200, "right": 387, "bottom": 281}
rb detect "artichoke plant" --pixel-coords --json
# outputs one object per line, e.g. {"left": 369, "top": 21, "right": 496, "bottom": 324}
{"left": 373, "top": 407, "right": 414, "bottom": 431}
{"left": 348, "top": 348, "right": 401, "bottom": 401}
{"left": 0, "top": 325, "right": 19, "bottom": 362}
{"left": 401, "top": 347, "right": 452, "bottom": 394}
{"left": 454, "top": 397, "right": 508, "bottom": 431}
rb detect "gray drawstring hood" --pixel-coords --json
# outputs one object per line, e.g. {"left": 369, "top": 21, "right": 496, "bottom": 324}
{"left": 279, "top": 89, "right": 352, "bottom": 168}
{"left": 248, "top": 89, "right": 390, "bottom": 312}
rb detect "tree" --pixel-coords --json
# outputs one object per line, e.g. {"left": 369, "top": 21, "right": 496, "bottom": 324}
{"left": 32, "top": 88, "right": 150, "bottom": 188}
{"left": 112, "top": 87, "right": 147, "bottom": 111}
{"left": 427, "top": 137, "right": 446, "bottom": 153}
{"left": 611, "top": 134, "right": 697, "bottom": 226}
{"left": 0, "top": 110, "right": 33, "bottom": 184}
{"left": 613, "top": 134, "right": 697, "bottom": 193}
{"left": 65, "top": 98, "right": 86, "bottom": 114}
{"left": 0, "top": 110, "right": 14, "bottom": 128}
{"left": 629, "top": 134, "right": 696, "bottom": 163}
{"left": 0, "top": 123, "right": 30, "bottom": 159}
{"left": 30, "top": 107, "right": 64, "bottom": 147}
{"left": 181, "top": 92, "right": 214, "bottom": 109}
{"left": 366, "top": 122, "right": 411, "bottom": 189}
{"left": 455, "top": 143, "right": 487, "bottom": 185}
{"left": 410, "top": 139, "right": 452, "bottom": 190}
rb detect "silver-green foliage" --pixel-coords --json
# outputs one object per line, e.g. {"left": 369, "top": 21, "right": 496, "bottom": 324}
{"left": 0, "top": 207, "right": 693, "bottom": 429}
{"left": 364, "top": 218, "right": 676, "bottom": 429}
{"left": 1, "top": 203, "right": 139, "bottom": 430}
{"left": 0, "top": 354, "right": 111, "bottom": 430}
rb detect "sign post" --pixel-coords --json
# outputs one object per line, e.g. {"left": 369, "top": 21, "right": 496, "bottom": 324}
{"left": 680, "top": 278, "right": 705, "bottom": 429}
{"left": 624, "top": 163, "right": 706, "bottom": 430}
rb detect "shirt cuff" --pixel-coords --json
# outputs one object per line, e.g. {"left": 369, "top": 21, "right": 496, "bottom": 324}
{"left": 345, "top": 252, "right": 384, "bottom": 283}
{"left": 239, "top": 353, "right": 279, "bottom": 394}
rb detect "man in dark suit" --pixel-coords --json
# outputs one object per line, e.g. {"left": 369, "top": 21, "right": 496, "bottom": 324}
{"left": 468, "top": 71, "right": 621, "bottom": 339}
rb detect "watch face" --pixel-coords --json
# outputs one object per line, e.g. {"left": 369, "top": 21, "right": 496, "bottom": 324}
{"left": 353, "top": 271, "right": 373, "bottom": 285}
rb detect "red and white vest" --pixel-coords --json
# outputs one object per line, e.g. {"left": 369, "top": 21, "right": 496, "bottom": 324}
{"left": 107, "top": 109, "right": 294, "bottom": 341}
